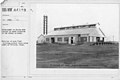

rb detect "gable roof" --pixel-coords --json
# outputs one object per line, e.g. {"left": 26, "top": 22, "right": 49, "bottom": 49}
{"left": 38, "top": 34, "right": 45, "bottom": 38}
{"left": 47, "top": 27, "right": 105, "bottom": 37}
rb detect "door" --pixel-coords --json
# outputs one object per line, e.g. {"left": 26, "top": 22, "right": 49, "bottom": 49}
{"left": 71, "top": 37, "right": 73, "bottom": 44}
{"left": 96, "top": 37, "right": 100, "bottom": 42}
{"left": 51, "top": 37, "right": 55, "bottom": 43}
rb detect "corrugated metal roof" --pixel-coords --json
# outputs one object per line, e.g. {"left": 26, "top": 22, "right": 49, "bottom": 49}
{"left": 47, "top": 27, "right": 105, "bottom": 37}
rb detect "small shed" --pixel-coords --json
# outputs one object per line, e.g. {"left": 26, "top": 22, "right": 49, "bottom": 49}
{"left": 37, "top": 34, "right": 45, "bottom": 43}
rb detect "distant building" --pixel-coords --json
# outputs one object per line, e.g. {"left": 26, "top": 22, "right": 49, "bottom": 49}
{"left": 45, "top": 23, "right": 105, "bottom": 44}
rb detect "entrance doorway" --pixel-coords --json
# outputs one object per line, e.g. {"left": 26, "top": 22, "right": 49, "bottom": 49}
{"left": 71, "top": 37, "right": 73, "bottom": 44}
{"left": 51, "top": 37, "right": 55, "bottom": 43}
{"left": 96, "top": 37, "right": 100, "bottom": 42}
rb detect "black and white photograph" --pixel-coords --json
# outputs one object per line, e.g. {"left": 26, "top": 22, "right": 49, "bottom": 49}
{"left": 1, "top": 0, "right": 120, "bottom": 79}
{"left": 35, "top": 4, "right": 119, "bottom": 69}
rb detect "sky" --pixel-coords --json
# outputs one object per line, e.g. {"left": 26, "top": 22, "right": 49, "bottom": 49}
{"left": 31, "top": 4, "right": 119, "bottom": 41}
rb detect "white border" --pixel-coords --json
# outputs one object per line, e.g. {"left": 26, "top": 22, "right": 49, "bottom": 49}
{"left": 29, "top": 2, "right": 120, "bottom": 76}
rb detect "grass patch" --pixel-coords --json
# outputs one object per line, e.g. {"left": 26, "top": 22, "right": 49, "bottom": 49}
{"left": 36, "top": 43, "right": 119, "bottom": 68}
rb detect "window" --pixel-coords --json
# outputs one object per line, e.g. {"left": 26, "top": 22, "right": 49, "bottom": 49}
{"left": 57, "top": 37, "right": 62, "bottom": 41}
{"left": 81, "top": 37, "right": 87, "bottom": 42}
{"left": 64, "top": 37, "right": 69, "bottom": 41}
{"left": 46, "top": 38, "right": 49, "bottom": 41}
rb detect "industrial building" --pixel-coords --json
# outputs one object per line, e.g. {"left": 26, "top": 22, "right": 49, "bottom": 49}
{"left": 37, "top": 16, "right": 105, "bottom": 44}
